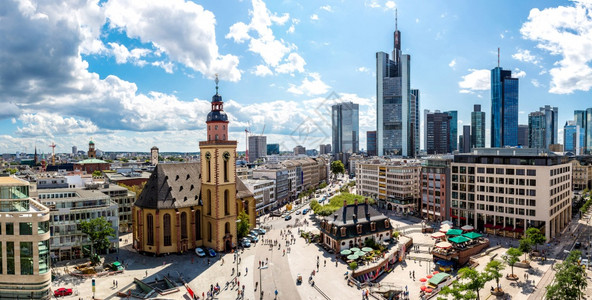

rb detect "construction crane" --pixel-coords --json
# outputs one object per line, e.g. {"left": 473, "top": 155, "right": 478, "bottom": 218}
{"left": 244, "top": 128, "right": 250, "bottom": 162}
{"left": 260, "top": 124, "right": 266, "bottom": 136}
{"left": 49, "top": 142, "right": 56, "bottom": 166}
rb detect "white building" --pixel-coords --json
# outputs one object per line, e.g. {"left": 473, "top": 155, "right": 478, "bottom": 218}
{"left": 244, "top": 179, "right": 276, "bottom": 216}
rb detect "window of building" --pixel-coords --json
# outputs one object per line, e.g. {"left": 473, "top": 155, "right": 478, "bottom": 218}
{"left": 384, "top": 220, "right": 390, "bottom": 228}
{"left": 6, "top": 242, "right": 14, "bottom": 275}
{"left": 146, "top": 214, "right": 154, "bottom": 246}
{"left": 207, "top": 190, "right": 212, "bottom": 215}
{"left": 224, "top": 190, "right": 230, "bottom": 216}
{"left": 208, "top": 222, "right": 212, "bottom": 242}
{"left": 341, "top": 227, "right": 346, "bottom": 237}
{"left": 370, "top": 222, "right": 376, "bottom": 231}
{"left": 19, "top": 222, "right": 32, "bottom": 235}
{"left": 195, "top": 210, "right": 202, "bottom": 240}
{"left": 20, "top": 242, "right": 33, "bottom": 275}
{"left": 163, "top": 214, "right": 172, "bottom": 246}
{"left": 5, "top": 223, "right": 13, "bottom": 235}
{"left": 181, "top": 212, "right": 188, "bottom": 239}
{"left": 356, "top": 224, "right": 362, "bottom": 234}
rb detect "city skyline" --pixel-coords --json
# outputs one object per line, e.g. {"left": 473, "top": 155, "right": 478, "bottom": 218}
{"left": 1, "top": 0, "right": 591, "bottom": 153}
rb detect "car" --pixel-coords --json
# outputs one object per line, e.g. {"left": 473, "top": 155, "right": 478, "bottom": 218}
{"left": 302, "top": 208, "right": 309, "bottom": 215}
{"left": 207, "top": 248, "right": 217, "bottom": 257}
{"left": 250, "top": 229, "right": 259, "bottom": 236}
{"left": 581, "top": 258, "right": 589, "bottom": 267}
{"left": 195, "top": 247, "right": 206, "bottom": 257}
{"left": 575, "top": 242, "right": 582, "bottom": 249}
{"left": 295, "top": 211, "right": 301, "bottom": 215}
{"left": 54, "top": 288, "right": 73, "bottom": 297}
{"left": 254, "top": 227, "right": 266, "bottom": 234}
{"left": 285, "top": 215, "right": 292, "bottom": 221}
{"left": 241, "top": 238, "right": 251, "bottom": 248}
{"left": 249, "top": 234, "right": 259, "bottom": 243}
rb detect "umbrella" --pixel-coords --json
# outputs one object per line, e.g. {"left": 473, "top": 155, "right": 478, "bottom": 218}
{"left": 462, "top": 232, "right": 482, "bottom": 239}
{"left": 433, "top": 271, "right": 439, "bottom": 275}
{"left": 354, "top": 251, "right": 366, "bottom": 257}
{"left": 426, "top": 274, "right": 433, "bottom": 278}
{"left": 436, "top": 242, "right": 452, "bottom": 249}
{"left": 340, "top": 249, "right": 352, "bottom": 255}
{"left": 419, "top": 278, "right": 427, "bottom": 282}
{"left": 431, "top": 232, "right": 445, "bottom": 239}
{"left": 362, "top": 247, "right": 374, "bottom": 252}
{"left": 347, "top": 254, "right": 359, "bottom": 260}
{"left": 420, "top": 286, "right": 427, "bottom": 291}
{"left": 446, "top": 229, "right": 463, "bottom": 236}
{"left": 449, "top": 236, "right": 470, "bottom": 244}
{"left": 425, "top": 288, "right": 433, "bottom": 293}
{"left": 441, "top": 220, "right": 453, "bottom": 225}
{"left": 461, "top": 225, "right": 474, "bottom": 231}
{"left": 439, "top": 225, "right": 452, "bottom": 233}
{"left": 350, "top": 247, "right": 361, "bottom": 252}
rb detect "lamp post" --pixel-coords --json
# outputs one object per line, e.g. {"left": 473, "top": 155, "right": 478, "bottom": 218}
{"left": 258, "top": 265, "right": 268, "bottom": 299}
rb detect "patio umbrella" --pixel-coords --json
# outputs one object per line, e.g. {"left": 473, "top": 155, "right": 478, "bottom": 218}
{"left": 419, "top": 278, "right": 427, "bottom": 282}
{"left": 449, "top": 236, "right": 470, "bottom": 244}
{"left": 425, "top": 288, "right": 433, "bottom": 293}
{"left": 340, "top": 249, "right": 352, "bottom": 255}
{"left": 431, "top": 232, "right": 445, "bottom": 239}
{"left": 362, "top": 247, "right": 374, "bottom": 252}
{"left": 461, "top": 225, "right": 474, "bottom": 231}
{"left": 350, "top": 247, "right": 361, "bottom": 252}
{"left": 354, "top": 251, "right": 366, "bottom": 257}
{"left": 433, "top": 271, "right": 439, "bottom": 275}
{"left": 436, "top": 242, "right": 452, "bottom": 249}
{"left": 347, "top": 254, "right": 359, "bottom": 260}
{"left": 462, "top": 232, "right": 482, "bottom": 239}
{"left": 439, "top": 226, "right": 451, "bottom": 233}
{"left": 420, "top": 286, "right": 427, "bottom": 291}
{"left": 446, "top": 229, "right": 463, "bottom": 236}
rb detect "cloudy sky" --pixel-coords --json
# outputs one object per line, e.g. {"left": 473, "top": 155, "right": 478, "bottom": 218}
{"left": 1, "top": 0, "right": 591, "bottom": 154}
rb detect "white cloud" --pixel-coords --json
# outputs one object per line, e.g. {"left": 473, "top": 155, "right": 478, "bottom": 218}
{"left": 520, "top": 1, "right": 592, "bottom": 94}
{"left": 512, "top": 49, "right": 539, "bottom": 64}
{"left": 320, "top": 5, "right": 333, "bottom": 12}
{"left": 108, "top": 43, "right": 150, "bottom": 66}
{"left": 105, "top": 0, "right": 241, "bottom": 81}
{"left": 531, "top": 79, "right": 541, "bottom": 87}
{"left": 415, "top": 18, "right": 420, "bottom": 23}
{"left": 16, "top": 113, "right": 98, "bottom": 138}
{"left": 151, "top": 61, "right": 174, "bottom": 73}
{"left": 357, "top": 67, "right": 370, "bottom": 73}
{"left": 276, "top": 53, "right": 306, "bottom": 74}
{"left": 514, "top": 68, "right": 526, "bottom": 78}
{"left": 385, "top": 1, "right": 396, "bottom": 10}
{"left": 253, "top": 65, "right": 273, "bottom": 77}
{"left": 448, "top": 59, "right": 456, "bottom": 69}
{"left": 365, "top": 0, "right": 381, "bottom": 9}
{"left": 287, "top": 73, "right": 330, "bottom": 96}
{"left": 287, "top": 25, "right": 295, "bottom": 33}
{"left": 310, "top": 14, "right": 319, "bottom": 21}
{"left": 458, "top": 69, "right": 490, "bottom": 91}
{"left": 500, "top": 33, "right": 504, "bottom": 39}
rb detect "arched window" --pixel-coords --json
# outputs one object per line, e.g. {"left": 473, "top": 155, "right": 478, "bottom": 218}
{"left": 180, "top": 212, "right": 187, "bottom": 239}
{"left": 224, "top": 190, "right": 230, "bottom": 216}
{"left": 146, "top": 214, "right": 154, "bottom": 246}
{"left": 195, "top": 210, "right": 201, "bottom": 240}
{"left": 205, "top": 152, "right": 211, "bottom": 182}
{"left": 208, "top": 222, "right": 212, "bottom": 242}
{"left": 163, "top": 214, "right": 172, "bottom": 246}
{"left": 207, "top": 190, "right": 212, "bottom": 215}
{"left": 225, "top": 222, "right": 230, "bottom": 234}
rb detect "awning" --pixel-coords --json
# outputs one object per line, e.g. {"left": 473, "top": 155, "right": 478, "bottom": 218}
{"left": 436, "top": 242, "right": 452, "bottom": 249}
{"left": 484, "top": 224, "right": 494, "bottom": 228}
{"left": 441, "top": 220, "right": 453, "bottom": 226}
{"left": 462, "top": 232, "right": 482, "bottom": 239}
{"left": 493, "top": 225, "right": 503, "bottom": 230}
{"left": 436, "top": 260, "right": 454, "bottom": 267}
{"left": 514, "top": 228, "right": 524, "bottom": 233}
{"left": 446, "top": 229, "right": 463, "bottom": 236}
{"left": 504, "top": 226, "right": 514, "bottom": 231}
{"left": 428, "top": 272, "right": 450, "bottom": 286}
{"left": 431, "top": 232, "right": 446, "bottom": 239}
{"left": 461, "top": 225, "right": 474, "bottom": 231}
{"left": 449, "top": 236, "right": 470, "bottom": 244}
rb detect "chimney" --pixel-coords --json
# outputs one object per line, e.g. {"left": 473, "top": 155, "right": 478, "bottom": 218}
{"left": 354, "top": 199, "right": 359, "bottom": 219}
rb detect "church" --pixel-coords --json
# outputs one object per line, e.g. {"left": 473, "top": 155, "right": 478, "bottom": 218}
{"left": 132, "top": 77, "right": 256, "bottom": 254}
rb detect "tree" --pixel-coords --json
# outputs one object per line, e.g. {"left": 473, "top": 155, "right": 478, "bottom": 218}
{"left": 525, "top": 227, "right": 546, "bottom": 252}
{"left": 330, "top": 160, "right": 345, "bottom": 180}
{"left": 519, "top": 238, "right": 532, "bottom": 262}
{"left": 92, "top": 170, "right": 102, "bottom": 177}
{"left": 237, "top": 209, "right": 250, "bottom": 239}
{"left": 119, "top": 182, "right": 146, "bottom": 200}
{"left": 80, "top": 217, "right": 115, "bottom": 265}
{"left": 440, "top": 267, "right": 489, "bottom": 300}
{"left": 546, "top": 250, "right": 587, "bottom": 300}
{"left": 485, "top": 260, "right": 505, "bottom": 291}
{"left": 502, "top": 247, "right": 522, "bottom": 277}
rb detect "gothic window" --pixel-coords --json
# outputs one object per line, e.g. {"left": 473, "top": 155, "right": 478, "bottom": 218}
{"left": 180, "top": 212, "right": 187, "bottom": 239}
{"left": 195, "top": 210, "right": 201, "bottom": 240}
{"left": 223, "top": 152, "right": 230, "bottom": 182}
{"left": 163, "top": 214, "right": 172, "bottom": 246}
{"left": 205, "top": 152, "right": 211, "bottom": 182}
{"left": 208, "top": 222, "right": 212, "bottom": 242}
{"left": 225, "top": 222, "right": 230, "bottom": 234}
{"left": 207, "top": 190, "right": 212, "bottom": 215}
{"left": 224, "top": 190, "right": 230, "bottom": 216}
{"left": 146, "top": 214, "right": 154, "bottom": 246}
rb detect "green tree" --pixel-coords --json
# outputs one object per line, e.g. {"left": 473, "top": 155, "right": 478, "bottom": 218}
{"left": 330, "top": 160, "right": 345, "bottom": 180}
{"left": 546, "top": 250, "right": 587, "bottom": 300}
{"left": 519, "top": 238, "right": 532, "bottom": 262}
{"left": 237, "top": 209, "right": 250, "bottom": 238}
{"left": 349, "top": 261, "right": 358, "bottom": 270}
{"left": 440, "top": 267, "right": 490, "bottom": 300}
{"left": 525, "top": 227, "right": 546, "bottom": 252}
{"left": 502, "top": 247, "right": 522, "bottom": 277}
{"left": 485, "top": 260, "right": 505, "bottom": 291}
{"left": 92, "top": 170, "right": 102, "bottom": 177}
{"left": 119, "top": 182, "right": 146, "bottom": 200}
{"left": 80, "top": 217, "right": 115, "bottom": 265}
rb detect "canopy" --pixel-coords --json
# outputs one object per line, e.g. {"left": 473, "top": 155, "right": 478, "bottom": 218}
{"left": 112, "top": 261, "right": 122, "bottom": 267}
{"left": 439, "top": 226, "right": 452, "bottom": 233}
{"left": 354, "top": 251, "right": 366, "bottom": 257}
{"left": 347, "top": 254, "right": 359, "bottom": 260}
{"left": 350, "top": 247, "right": 361, "bottom": 252}
{"left": 361, "top": 247, "right": 374, "bottom": 252}
{"left": 449, "top": 236, "right": 470, "bottom": 244}
{"left": 435, "top": 242, "right": 452, "bottom": 249}
{"left": 428, "top": 272, "right": 450, "bottom": 286}
{"left": 462, "top": 232, "right": 482, "bottom": 239}
{"left": 431, "top": 232, "right": 445, "bottom": 239}
{"left": 419, "top": 278, "right": 427, "bottom": 282}
{"left": 441, "top": 220, "right": 453, "bottom": 226}
{"left": 446, "top": 229, "right": 463, "bottom": 236}
{"left": 420, "top": 285, "right": 427, "bottom": 291}
{"left": 340, "top": 249, "right": 352, "bottom": 255}
{"left": 461, "top": 225, "right": 474, "bottom": 231}
{"left": 425, "top": 288, "right": 433, "bottom": 293}
{"left": 426, "top": 274, "right": 433, "bottom": 279}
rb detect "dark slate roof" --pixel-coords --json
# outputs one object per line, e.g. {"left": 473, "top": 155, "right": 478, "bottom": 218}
{"left": 135, "top": 162, "right": 254, "bottom": 209}
{"left": 320, "top": 203, "right": 391, "bottom": 240}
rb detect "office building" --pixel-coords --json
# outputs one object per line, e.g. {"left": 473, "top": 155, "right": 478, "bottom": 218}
{"left": 411, "top": 89, "right": 420, "bottom": 155}
{"left": 420, "top": 158, "right": 451, "bottom": 222}
{"left": 252, "top": 168, "right": 290, "bottom": 206}
{"left": 72, "top": 146, "right": 77, "bottom": 155}
{"left": 294, "top": 145, "right": 306, "bottom": 155}
{"left": 332, "top": 102, "right": 359, "bottom": 155}
{"left": 540, "top": 105, "right": 559, "bottom": 149}
{"left": 444, "top": 111, "right": 458, "bottom": 152}
{"left": 248, "top": 136, "right": 267, "bottom": 162}
{"left": 367, "top": 131, "right": 377, "bottom": 156}
{"left": 528, "top": 111, "right": 546, "bottom": 149}
{"left": 575, "top": 109, "right": 592, "bottom": 154}
{"left": 460, "top": 125, "right": 471, "bottom": 153}
{"left": 0, "top": 176, "right": 51, "bottom": 299}
{"left": 518, "top": 125, "right": 529, "bottom": 148}
{"left": 491, "top": 67, "right": 519, "bottom": 147}
{"left": 244, "top": 179, "right": 276, "bottom": 216}
{"left": 471, "top": 105, "right": 485, "bottom": 148}
{"left": 451, "top": 148, "right": 571, "bottom": 240}
{"left": 376, "top": 15, "right": 418, "bottom": 157}
{"left": 319, "top": 144, "right": 332, "bottom": 155}
{"left": 425, "top": 111, "right": 451, "bottom": 154}
{"left": 267, "top": 143, "right": 280, "bottom": 155}
{"left": 564, "top": 121, "right": 584, "bottom": 155}
{"left": 99, "top": 183, "right": 136, "bottom": 232}
{"left": 151, "top": 146, "right": 159, "bottom": 165}
{"left": 572, "top": 160, "right": 592, "bottom": 191}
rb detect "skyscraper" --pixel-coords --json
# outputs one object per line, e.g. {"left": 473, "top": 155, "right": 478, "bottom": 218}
{"left": 528, "top": 111, "right": 545, "bottom": 149}
{"left": 445, "top": 111, "right": 458, "bottom": 152}
{"left": 491, "top": 67, "right": 519, "bottom": 147}
{"left": 564, "top": 121, "right": 584, "bottom": 154}
{"left": 425, "top": 111, "right": 451, "bottom": 154}
{"left": 539, "top": 105, "right": 559, "bottom": 149}
{"left": 587, "top": 108, "right": 592, "bottom": 153}
{"left": 319, "top": 144, "right": 331, "bottom": 155}
{"left": 367, "top": 131, "right": 377, "bottom": 156}
{"left": 461, "top": 125, "right": 471, "bottom": 153}
{"left": 518, "top": 125, "right": 529, "bottom": 148}
{"left": 332, "top": 102, "right": 359, "bottom": 154}
{"left": 471, "top": 105, "right": 485, "bottom": 148}
{"left": 248, "top": 135, "right": 267, "bottom": 162}
{"left": 574, "top": 110, "right": 587, "bottom": 152}
{"left": 267, "top": 143, "right": 280, "bottom": 155}
{"left": 376, "top": 12, "right": 417, "bottom": 157}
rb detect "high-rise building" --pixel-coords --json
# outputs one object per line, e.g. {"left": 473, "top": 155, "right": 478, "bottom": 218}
{"left": 332, "top": 102, "right": 359, "bottom": 154}
{"left": 587, "top": 108, "right": 592, "bottom": 153}
{"left": 528, "top": 111, "right": 546, "bottom": 149}
{"left": 491, "top": 67, "right": 519, "bottom": 147}
{"left": 72, "top": 145, "right": 77, "bottom": 155}
{"left": 444, "top": 111, "right": 458, "bottom": 152}
{"left": 319, "top": 144, "right": 331, "bottom": 155}
{"left": 367, "top": 131, "right": 377, "bottom": 156}
{"left": 574, "top": 110, "right": 587, "bottom": 152}
{"left": 518, "top": 125, "right": 529, "bottom": 148}
{"left": 460, "top": 125, "right": 471, "bottom": 153}
{"left": 376, "top": 13, "right": 417, "bottom": 157}
{"left": 267, "top": 143, "right": 280, "bottom": 155}
{"left": 420, "top": 158, "right": 451, "bottom": 222}
{"left": 425, "top": 111, "right": 451, "bottom": 154}
{"left": 471, "top": 105, "right": 485, "bottom": 148}
{"left": 564, "top": 121, "right": 584, "bottom": 155}
{"left": 540, "top": 105, "right": 559, "bottom": 149}
{"left": 411, "top": 89, "right": 420, "bottom": 155}
{"left": 294, "top": 145, "right": 306, "bottom": 155}
{"left": 248, "top": 136, "right": 267, "bottom": 162}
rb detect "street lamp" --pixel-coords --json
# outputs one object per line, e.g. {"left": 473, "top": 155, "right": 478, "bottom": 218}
{"left": 258, "top": 265, "right": 268, "bottom": 299}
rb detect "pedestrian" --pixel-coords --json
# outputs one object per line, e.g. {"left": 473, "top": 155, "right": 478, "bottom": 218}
{"left": 324, "top": 260, "right": 326, "bottom": 267}
{"left": 145, "top": 270, "right": 148, "bottom": 277}
{"left": 336, "top": 260, "right": 338, "bottom": 267}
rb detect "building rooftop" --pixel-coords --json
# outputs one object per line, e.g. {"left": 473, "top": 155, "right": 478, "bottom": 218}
{"left": 38, "top": 187, "right": 111, "bottom": 201}
{"left": 0, "top": 176, "right": 29, "bottom": 186}
{"left": 77, "top": 158, "right": 109, "bottom": 164}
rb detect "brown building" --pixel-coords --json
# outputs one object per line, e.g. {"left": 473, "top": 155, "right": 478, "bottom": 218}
{"left": 572, "top": 160, "right": 592, "bottom": 191}
{"left": 73, "top": 158, "right": 110, "bottom": 174}
{"left": 420, "top": 158, "right": 451, "bottom": 222}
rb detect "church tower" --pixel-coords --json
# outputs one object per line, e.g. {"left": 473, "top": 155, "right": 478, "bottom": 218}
{"left": 88, "top": 140, "right": 96, "bottom": 159}
{"left": 200, "top": 75, "right": 238, "bottom": 252}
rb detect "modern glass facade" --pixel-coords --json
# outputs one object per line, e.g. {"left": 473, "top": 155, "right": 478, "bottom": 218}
{"left": 518, "top": 125, "right": 529, "bottom": 148}
{"left": 367, "top": 131, "right": 377, "bottom": 156}
{"left": 471, "top": 105, "right": 485, "bottom": 148}
{"left": 491, "top": 67, "right": 519, "bottom": 147}
{"left": 564, "top": 121, "right": 581, "bottom": 154}
{"left": 445, "top": 111, "right": 458, "bottom": 152}
{"left": 574, "top": 110, "right": 587, "bottom": 153}
{"left": 528, "top": 111, "right": 546, "bottom": 149}
{"left": 266, "top": 143, "right": 280, "bottom": 155}
{"left": 426, "top": 112, "right": 451, "bottom": 154}
{"left": 332, "top": 102, "right": 359, "bottom": 154}
{"left": 587, "top": 108, "right": 592, "bottom": 153}
{"left": 540, "top": 105, "right": 558, "bottom": 149}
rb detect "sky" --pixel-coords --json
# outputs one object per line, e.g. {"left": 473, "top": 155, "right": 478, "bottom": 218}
{"left": 1, "top": 0, "right": 592, "bottom": 154}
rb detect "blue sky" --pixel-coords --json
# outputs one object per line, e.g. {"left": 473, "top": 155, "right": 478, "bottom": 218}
{"left": 1, "top": 0, "right": 591, "bottom": 154}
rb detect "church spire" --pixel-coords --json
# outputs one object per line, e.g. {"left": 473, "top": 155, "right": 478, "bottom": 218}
{"left": 215, "top": 73, "right": 219, "bottom": 95}
{"left": 206, "top": 74, "right": 229, "bottom": 141}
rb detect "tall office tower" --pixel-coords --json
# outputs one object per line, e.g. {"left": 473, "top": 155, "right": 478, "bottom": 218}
{"left": 367, "top": 131, "right": 377, "bottom": 156}
{"left": 248, "top": 135, "right": 267, "bottom": 162}
{"left": 444, "top": 111, "right": 458, "bottom": 152}
{"left": 267, "top": 143, "right": 280, "bottom": 155}
{"left": 528, "top": 111, "right": 546, "bottom": 149}
{"left": 425, "top": 112, "right": 451, "bottom": 154}
{"left": 574, "top": 110, "right": 587, "bottom": 152}
{"left": 410, "top": 89, "right": 420, "bottom": 156}
{"left": 461, "top": 125, "right": 471, "bottom": 153}
{"left": 471, "top": 105, "right": 486, "bottom": 148}
{"left": 376, "top": 12, "right": 416, "bottom": 157}
{"left": 491, "top": 66, "right": 519, "bottom": 147}
{"left": 332, "top": 102, "right": 359, "bottom": 155}
{"left": 587, "top": 108, "right": 592, "bottom": 153}
{"left": 518, "top": 125, "right": 529, "bottom": 148}
{"left": 319, "top": 144, "right": 332, "bottom": 155}
{"left": 539, "top": 105, "right": 559, "bottom": 149}
{"left": 72, "top": 146, "right": 77, "bottom": 155}
{"left": 564, "top": 121, "right": 584, "bottom": 154}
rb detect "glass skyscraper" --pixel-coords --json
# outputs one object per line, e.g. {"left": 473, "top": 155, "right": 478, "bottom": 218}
{"left": 540, "top": 105, "right": 558, "bottom": 149}
{"left": 332, "top": 102, "right": 359, "bottom": 154}
{"left": 367, "top": 131, "right": 377, "bottom": 156}
{"left": 425, "top": 111, "right": 451, "bottom": 154}
{"left": 564, "top": 121, "right": 584, "bottom": 154}
{"left": 518, "top": 125, "right": 529, "bottom": 147}
{"left": 491, "top": 67, "right": 519, "bottom": 147}
{"left": 528, "top": 111, "right": 545, "bottom": 149}
{"left": 471, "top": 105, "right": 485, "bottom": 148}
{"left": 445, "top": 111, "right": 458, "bottom": 152}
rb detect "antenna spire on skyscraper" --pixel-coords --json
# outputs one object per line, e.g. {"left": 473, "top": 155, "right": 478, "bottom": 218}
{"left": 498, "top": 47, "right": 500, "bottom": 68}
{"left": 215, "top": 73, "right": 219, "bottom": 94}
{"left": 395, "top": 9, "right": 398, "bottom": 31}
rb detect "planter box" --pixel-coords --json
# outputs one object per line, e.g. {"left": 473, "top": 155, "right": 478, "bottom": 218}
{"left": 515, "top": 261, "right": 531, "bottom": 268}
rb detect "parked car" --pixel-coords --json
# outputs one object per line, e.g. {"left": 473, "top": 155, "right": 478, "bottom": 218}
{"left": 54, "top": 288, "right": 73, "bottom": 297}
{"left": 195, "top": 247, "right": 206, "bottom": 257}
{"left": 250, "top": 229, "right": 259, "bottom": 236}
{"left": 575, "top": 242, "right": 582, "bottom": 249}
{"left": 295, "top": 211, "right": 301, "bottom": 215}
{"left": 207, "top": 248, "right": 217, "bottom": 257}
{"left": 254, "top": 227, "right": 266, "bottom": 234}
{"left": 249, "top": 234, "right": 259, "bottom": 243}
{"left": 241, "top": 238, "right": 251, "bottom": 248}
{"left": 285, "top": 215, "right": 292, "bottom": 221}
{"left": 302, "top": 209, "right": 309, "bottom": 215}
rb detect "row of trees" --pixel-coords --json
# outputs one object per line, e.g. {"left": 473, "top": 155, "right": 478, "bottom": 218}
{"left": 546, "top": 250, "right": 588, "bottom": 299}
{"left": 439, "top": 260, "right": 505, "bottom": 300}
